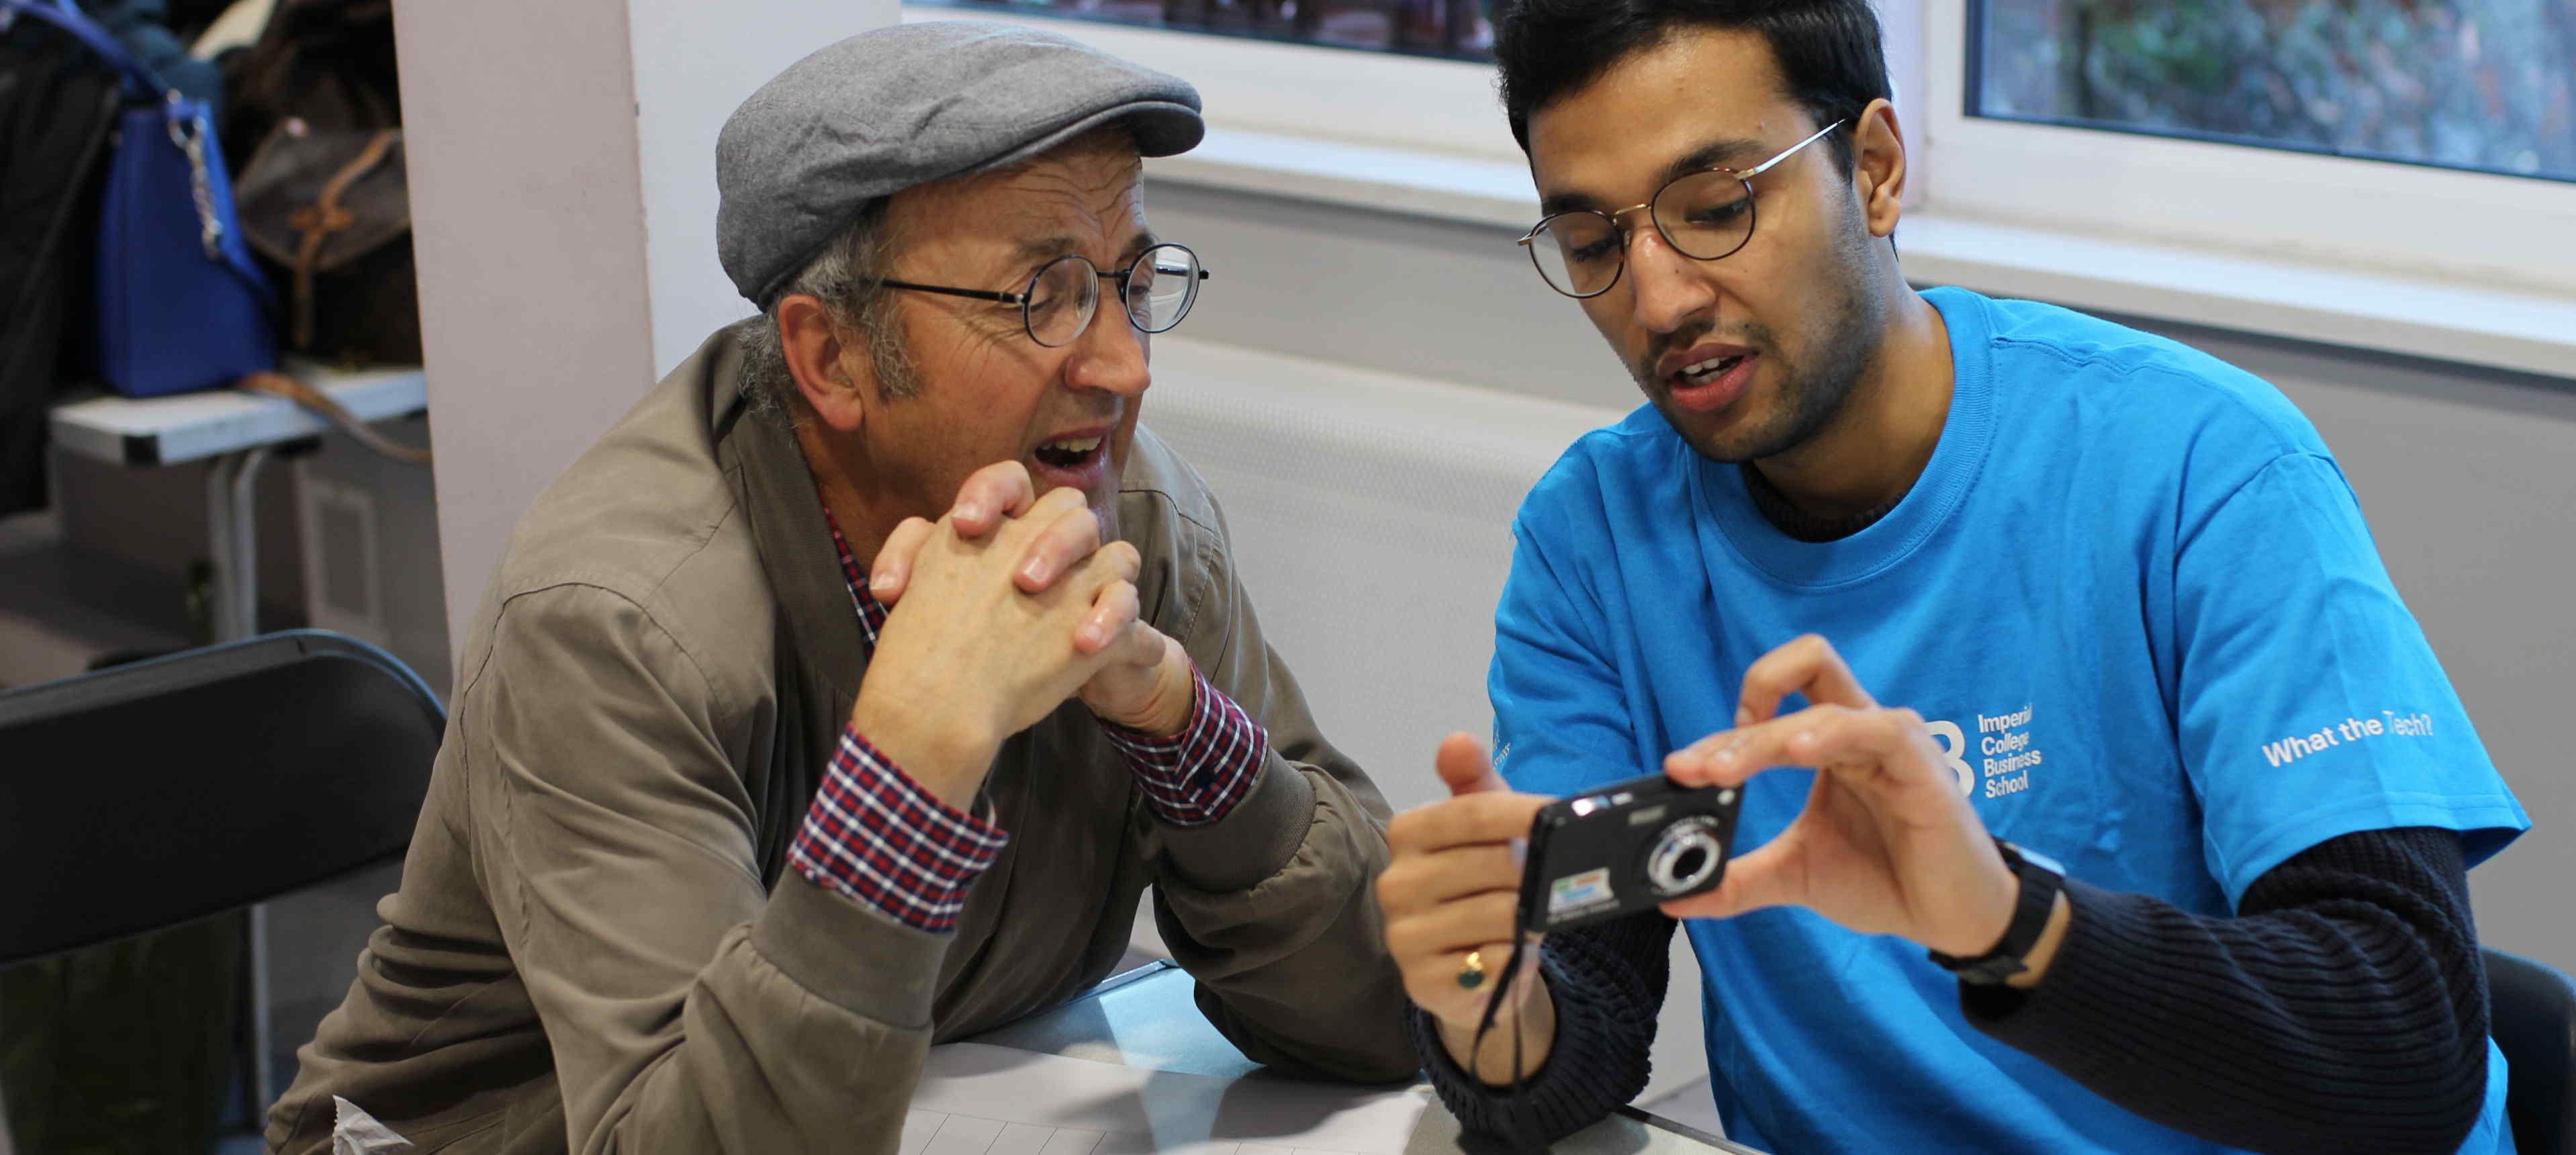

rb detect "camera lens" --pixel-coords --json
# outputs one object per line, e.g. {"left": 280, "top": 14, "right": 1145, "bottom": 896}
{"left": 1645, "top": 817, "right": 1723, "bottom": 897}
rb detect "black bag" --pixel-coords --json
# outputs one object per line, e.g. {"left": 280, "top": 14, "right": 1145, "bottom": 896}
{"left": 0, "top": 8, "right": 122, "bottom": 515}
{"left": 224, "top": 0, "right": 417, "bottom": 367}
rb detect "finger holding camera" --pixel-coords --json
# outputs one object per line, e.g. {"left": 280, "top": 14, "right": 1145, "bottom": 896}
{"left": 1377, "top": 734, "right": 1557, "bottom": 1086}
{"left": 1659, "top": 635, "right": 2065, "bottom": 983}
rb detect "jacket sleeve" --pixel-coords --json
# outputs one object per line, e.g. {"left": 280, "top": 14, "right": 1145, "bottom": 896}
{"left": 463, "top": 584, "right": 946, "bottom": 1154}
{"left": 1142, "top": 494, "right": 1421, "bottom": 1084}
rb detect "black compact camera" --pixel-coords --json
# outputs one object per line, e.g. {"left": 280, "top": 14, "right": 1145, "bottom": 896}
{"left": 1516, "top": 773, "right": 1743, "bottom": 933}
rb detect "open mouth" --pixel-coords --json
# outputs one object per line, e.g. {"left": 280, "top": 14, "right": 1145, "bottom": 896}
{"left": 1661, "top": 346, "right": 1758, "bottom": 414}
{"left": 1032, "top": 434, "right": 1105, "bottom": 471}
{"left": 1677, "top": 353, "right": 1748, "bottom": 385}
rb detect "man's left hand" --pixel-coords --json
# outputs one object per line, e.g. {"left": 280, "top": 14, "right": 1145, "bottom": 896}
{"left": 1660, "top": 635, "right": 2050, "bottom": 970}
{"left": 869, "top": 461, "right": 1196, "bottom": 736}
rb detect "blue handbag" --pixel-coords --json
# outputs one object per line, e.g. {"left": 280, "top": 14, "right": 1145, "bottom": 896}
{"left": 2, "top": 0, "right": 277, "bottom": 398}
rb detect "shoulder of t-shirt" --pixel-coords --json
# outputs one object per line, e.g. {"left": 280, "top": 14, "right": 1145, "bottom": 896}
{"left": 1512, "top": 404, "right": 1671, "bottom": 538}
{"left": 1961, "top": 291, "right": 2350, "bottom": 519}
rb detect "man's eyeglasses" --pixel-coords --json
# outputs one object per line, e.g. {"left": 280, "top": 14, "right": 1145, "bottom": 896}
{"left": 868, "top": 242, "right": 1210, "bottom": 348}
{"left": 1517, "top": 120, "right": 1847, "bottom": 299}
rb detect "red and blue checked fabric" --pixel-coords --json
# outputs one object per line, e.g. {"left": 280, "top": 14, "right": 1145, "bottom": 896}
{"left": 792, "top": 506, "right": 1267, "bottom": 931}
{"left": 787, "top": 729, "right": 1007, "bottom": 933}
{"left": 1095, "top": 665, "right": 1267, "bottom": 827}
{"left": 790, "top": 510, "right": 1002, "bottom": 933}
{"left": 826, "top": 512, "right": 890, "bottom": 645}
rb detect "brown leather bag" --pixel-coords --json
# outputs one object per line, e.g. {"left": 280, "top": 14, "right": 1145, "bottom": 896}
{"left": 232, "top": 118, "right": 418, "bottom": 367}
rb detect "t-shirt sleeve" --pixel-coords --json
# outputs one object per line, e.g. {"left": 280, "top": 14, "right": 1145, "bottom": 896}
{"left": 2172, "top": 451, "right": 2528, "bottom": 903}
{"left": 1489, "top": 512, "right": 1641, "bottom": 796}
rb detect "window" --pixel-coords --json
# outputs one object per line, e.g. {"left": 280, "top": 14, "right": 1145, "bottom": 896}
{"left": 1926, "top": 0, "right": 2576, "bottom": 291}
{"left": 1972, "top": 0, "right": 2575, "bottom": 183}
{"left": 916, "top": 0, "right": 1495, "bottom": 59}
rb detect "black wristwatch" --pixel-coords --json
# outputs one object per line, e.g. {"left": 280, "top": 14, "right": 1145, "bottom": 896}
{"left": 1927, "top": 837, "right": 2066, "bottom": 986}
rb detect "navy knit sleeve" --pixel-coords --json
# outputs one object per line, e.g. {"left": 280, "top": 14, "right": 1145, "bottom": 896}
{"left": 1415, "top": 911, "right": 1675, "bottom": 1147}
{"left": 1965, "top": 827, "right": 2491, "bottom": 1153}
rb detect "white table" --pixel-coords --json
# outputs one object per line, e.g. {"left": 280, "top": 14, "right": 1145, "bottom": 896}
{"left": 44, "top": 363, "right": 426, "bottom": 1117}
{"left": 956, "top": 962, "right": 1757, "bottom": 1154}
{"left": 47, "top": 363, "right": 428, "bottom": 641}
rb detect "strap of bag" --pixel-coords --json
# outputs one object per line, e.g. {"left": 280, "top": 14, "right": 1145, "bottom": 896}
{"left": 5, "top": 1, "right": 277, "bottom": 310}
{"left": 0, "top": 0, "right": 165, "bottom": 95}
{"left": 238, "top": 371, "right": 431, "bottom": 465}
{"left": 167, "top": 95, "right": 281, "bottom": 312}
{"left": 285, "top": 129, "right": 398, "bottom": 350}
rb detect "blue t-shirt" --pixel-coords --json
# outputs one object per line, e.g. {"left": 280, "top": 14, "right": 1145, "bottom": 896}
{"left": 1489, "top": 287, "right": 2531, "bottom": 1154}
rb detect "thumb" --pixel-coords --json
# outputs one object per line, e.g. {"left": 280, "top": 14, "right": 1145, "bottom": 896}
{"left": 1659, "top": 833, "right": 1793, "bottom": 921}
{"left": 1435, "top": 733, "right": 1506, "bottom": 797}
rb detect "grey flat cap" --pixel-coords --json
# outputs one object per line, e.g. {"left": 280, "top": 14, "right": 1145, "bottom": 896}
{"left": 717, "top": 20, "right": 1203, "bottom": 306}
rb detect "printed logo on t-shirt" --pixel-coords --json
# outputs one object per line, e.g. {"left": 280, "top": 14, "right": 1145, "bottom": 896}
{"left": 1929, "top": 704, "right": 2045, "bottom": 800}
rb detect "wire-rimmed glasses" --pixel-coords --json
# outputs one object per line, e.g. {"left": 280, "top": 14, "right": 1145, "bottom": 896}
{"left": 870, "top": 242, "right": 1210, "bottom": 347}
{"left": 1517, "top": 120, "right": 1847, "bottom": 299}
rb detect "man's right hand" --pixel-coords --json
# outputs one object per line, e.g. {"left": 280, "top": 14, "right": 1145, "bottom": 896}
{"left": 1377, "top": 734, "right": 1559, "bottom": 1085}
{"left": 847, "top": 484, "right": 1152, "bottom": 806}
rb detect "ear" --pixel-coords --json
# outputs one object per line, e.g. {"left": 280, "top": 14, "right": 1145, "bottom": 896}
{"left": 777, "top": 293, "right": 872, "bottom": 432}
{"left": 1850, "top": 98, "right": 1908, "bottom": 240}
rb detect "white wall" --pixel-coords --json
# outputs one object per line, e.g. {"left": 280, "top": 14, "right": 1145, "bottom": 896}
{"left": 396, "top": 0, "right": 899, "bottom": 655}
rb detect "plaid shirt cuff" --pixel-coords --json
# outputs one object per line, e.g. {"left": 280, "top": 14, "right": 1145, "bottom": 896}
{"left": 1097, "top": 666, "right": 1269, "bottom": 827}
{"left": 789, "top": 726, "right": 1007, "bottom": 933}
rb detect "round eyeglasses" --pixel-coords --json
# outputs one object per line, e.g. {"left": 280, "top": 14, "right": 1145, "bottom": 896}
{"left": 869, "top": 242, "right": 1210, "bottom": 348}
{"left": 1518, "top": 121, "right": 1845, "bottom": 299}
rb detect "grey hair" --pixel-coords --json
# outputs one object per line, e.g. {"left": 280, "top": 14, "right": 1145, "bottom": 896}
{"left": 737, "top": 197, "right": 922, "bottom": 422}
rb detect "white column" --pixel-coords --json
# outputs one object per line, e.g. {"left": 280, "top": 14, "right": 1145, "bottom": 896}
{"left": 1879, "top": 0, "right": 1929, "bottom": 207}
{"left": 394, "top": 0, "right": 899, "bottom": 661}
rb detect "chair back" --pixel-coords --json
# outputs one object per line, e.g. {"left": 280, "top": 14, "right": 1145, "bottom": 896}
{"left": 2488, "top": 946, "right": 2576, "bottom": 1155}
{"left": 0, "top": 631, "right": 443, "bottom": 965}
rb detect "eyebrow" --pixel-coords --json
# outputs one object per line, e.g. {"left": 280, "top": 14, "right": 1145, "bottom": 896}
{"left": 1007, "top": 228, "right": 1162, "bottom": 269}
{"left": 1536, "top": 135, "right": 1769, "bottom": 218}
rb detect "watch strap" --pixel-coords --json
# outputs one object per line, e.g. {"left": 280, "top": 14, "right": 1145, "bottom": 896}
{"left": 1928, "top": 837, "right": 2064, "bottom": 985}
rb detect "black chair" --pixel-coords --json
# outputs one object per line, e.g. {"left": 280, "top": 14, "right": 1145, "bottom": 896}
{"left": 2489, "top": 946, "right": 2576, "bottom": 1155}
{"left": 0, "top": 630, "right": 444, "bottom": 965}
{"left": 0, "top": 630, "right": 443, "bottom": 1136}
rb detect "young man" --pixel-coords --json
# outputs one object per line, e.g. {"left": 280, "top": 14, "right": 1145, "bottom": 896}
{"left": 267, "top": 24, "right": 1412, "bottom": 1154}
{"left": 1375, "top": 1, "right": 2532, "bottom": 1150}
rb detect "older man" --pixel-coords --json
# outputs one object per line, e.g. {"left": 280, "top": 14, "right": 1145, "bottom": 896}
{"left": 267, "top": 23, "right": 1414, "bottom": 1154}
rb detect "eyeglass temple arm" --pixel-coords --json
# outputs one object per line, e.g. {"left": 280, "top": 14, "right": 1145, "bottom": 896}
{"left": 1517, "top": 117, "right": 1849, "bottom": 244}
{"left": 1739, "top": 119, "right": 1848, "bottom": 179}
{"left": 872, "top": 263, "right": 1210, "bottom": 302}
{"left": 871, "top": 279, "right": 1025, "bottom": 305}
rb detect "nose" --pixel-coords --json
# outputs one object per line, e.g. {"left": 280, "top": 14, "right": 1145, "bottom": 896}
{"left": 1064, "top": 292, "right": 1151, "bottom": 398}
{"left": 1622, "top": 226, "right": 1718, "bottom": 336}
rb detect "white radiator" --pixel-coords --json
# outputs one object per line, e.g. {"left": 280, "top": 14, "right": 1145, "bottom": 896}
{"left": 1140, "top": 337, "right": 1712, "bottom": 1109}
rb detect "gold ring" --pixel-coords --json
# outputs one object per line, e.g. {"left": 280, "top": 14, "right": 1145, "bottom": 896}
{"left": 1457, "top": 949, "right": 1486, "bottom": 990}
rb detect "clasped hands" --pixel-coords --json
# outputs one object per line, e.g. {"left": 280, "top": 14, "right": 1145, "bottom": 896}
{"left": 845, "top": 461, "right": 1193, "bottom": 806}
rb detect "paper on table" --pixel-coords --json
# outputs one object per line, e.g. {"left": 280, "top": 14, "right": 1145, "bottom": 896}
{"left": 331, "top": 1096, "right": 414, "bottom": 1153}
{"left": 901, "top": 1042, "right": 1429, "bottom": 1155}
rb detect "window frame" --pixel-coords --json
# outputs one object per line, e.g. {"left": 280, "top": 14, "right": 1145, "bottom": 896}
{"left": 899, "top": 3, "right": 1526, "bottom": 164}
{"left": 1921, "top": 0, "right": 2576, "bottom": 294}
